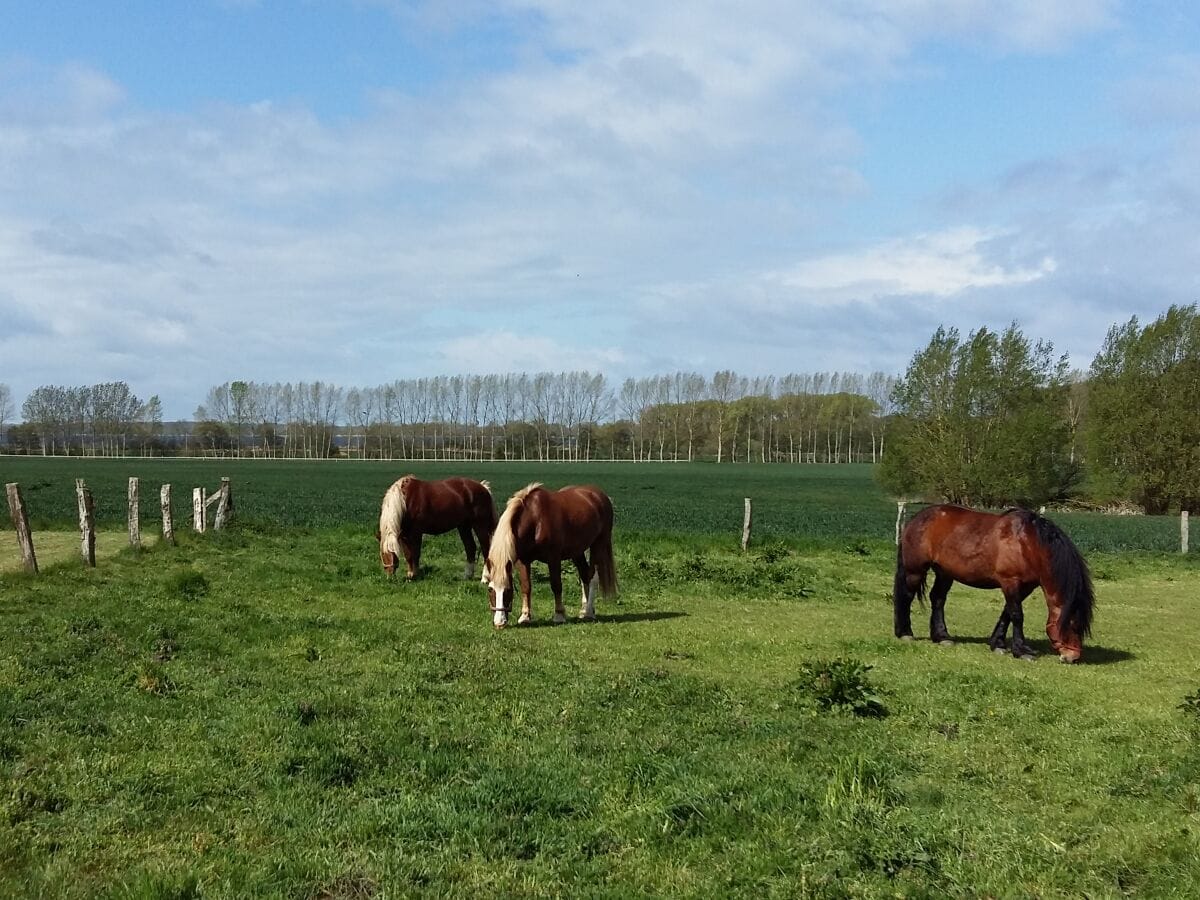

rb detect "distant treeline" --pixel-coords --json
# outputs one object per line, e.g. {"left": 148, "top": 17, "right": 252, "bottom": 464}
{"left": 0, "top": 372, "right": 898, "bottom": 464}
{"left": 4, "top": 303, "right": 1197, "bottom": 515}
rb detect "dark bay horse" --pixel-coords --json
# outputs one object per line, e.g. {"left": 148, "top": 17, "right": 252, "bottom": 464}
{"left": 894, "top": 504, "right": 1095, "bottom": 662}
{"left": 376, "top": 476, "right": 497, "bottom": 580}
{"left": 483, "top": 483, "right": 618, "bottom": 628}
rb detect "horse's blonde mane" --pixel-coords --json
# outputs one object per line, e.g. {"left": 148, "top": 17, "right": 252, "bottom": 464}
{"left": 486, "top": 482, "right": 541, "bottom": 588}
{"left": 378, "top": 476, "right": 412, "bottom": 558}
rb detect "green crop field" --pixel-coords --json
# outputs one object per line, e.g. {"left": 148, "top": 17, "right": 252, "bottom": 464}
{"left": 0, "top": 456, "right": 1184, "bottom": 552}
{"left": 2, "top": 459, "right": 1199, "bottom": 897}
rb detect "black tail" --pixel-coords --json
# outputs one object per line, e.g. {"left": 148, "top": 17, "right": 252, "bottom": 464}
{"left": 1033, "top": 515, "right": 1095, "bottom": 638}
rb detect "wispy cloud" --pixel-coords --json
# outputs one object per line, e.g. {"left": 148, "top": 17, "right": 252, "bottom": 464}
{"left": 773, "top": 228, "right": 1056, "bottom": 300}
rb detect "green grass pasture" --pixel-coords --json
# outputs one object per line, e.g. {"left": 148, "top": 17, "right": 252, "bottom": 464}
{"left": 1, "top": 460, "right": 1199, "bottom": 896}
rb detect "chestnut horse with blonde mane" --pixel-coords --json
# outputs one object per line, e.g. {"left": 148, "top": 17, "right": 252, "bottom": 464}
{"left": 484, "top": 483, "right": 617, "bottom": 628}
{"left": 376, "top": 476, "right": 497, "bottom": 580}
{"left": 894, "top": 504, "right": 1095, "bottom": 663}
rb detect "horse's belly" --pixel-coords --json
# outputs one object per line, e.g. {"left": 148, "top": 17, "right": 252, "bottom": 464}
{"left": 958, "top": 576, "right": 1001, "bottom": 590}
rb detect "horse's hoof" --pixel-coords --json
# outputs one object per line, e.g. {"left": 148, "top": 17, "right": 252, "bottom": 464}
{"left": 1017, "top": 653, "right": 1037, "bottom": 662}
{"left": 898, "top": 635, "right": 915, "bottom": 642}
{"left": 992, "top": 647, "right": 1007, "bottom": 655}
{"left": 552, "top": 613, "right": 566, "bottom": 625}
{"left": 936, "top": 639, "right": 955, "bottom": 647}
{"left": 579, "top": 612, "right": 596, "bottom": 622}
{"left": 517, "top": 614, "right": 532, "bottom": 626}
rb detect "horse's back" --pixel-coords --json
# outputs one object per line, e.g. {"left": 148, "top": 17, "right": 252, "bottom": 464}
{"left": 555, "top": 484, "right": 613, "bottom": 530}
{"left": 405, "top": 476, "right": 494, "bottom": 534}
{"left": 518, "top": 485, "right": 612, "bottom": 557}
{"left": 904, "top": 504, "right": 1039, "bottom": 585}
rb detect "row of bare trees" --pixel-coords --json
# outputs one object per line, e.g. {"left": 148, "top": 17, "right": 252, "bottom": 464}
{"left": 188, "top": 371, "right": 896, "bottom": 462}
{"left": 6, "top": 371, "right": 898, "bottom": 462}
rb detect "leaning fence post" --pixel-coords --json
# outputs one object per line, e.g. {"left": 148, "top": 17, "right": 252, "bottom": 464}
{"left": 128, "top": 477, "right": 141, "bottom": 549}
{"left": 895, "top": 501, "right": 907, "bottom": 545}
{"left": 1183, "top": 510, "right": 1190, "bottom": 554}
{"left": 741, "top": 497, "right": 752, "bottom": 551}
{"left": 214, "top": 477, "right": 233, "bottom": 530}
{"left": 5, "top": 482, "right": 38, "bottom": 574}
{"left": 161, "top": 484, "right": 174, "bottom": 545}
{"left": 76, "top": 478, "right": 96, "bottom": 567}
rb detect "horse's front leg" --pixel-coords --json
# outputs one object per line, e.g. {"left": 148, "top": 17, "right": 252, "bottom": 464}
{"left": 573, "top": 554, "right": 596, "bottom": 620}
{"left": 400, "top": 532, "right": 422, "bottom": 580}
{"left": 457, "top": 524, "right": 477, "bottom": 580}
{"left": 548, "top": 559, "right": 566, "bottom": 624}
{"left": 516, "top": 560, "right": 534, "bottom": 625}
{"left": 929, "top": 571, "right": 954, "bottom": 645}
{"left": 1004, "top": 584, "right": 1038, "bottom": 660}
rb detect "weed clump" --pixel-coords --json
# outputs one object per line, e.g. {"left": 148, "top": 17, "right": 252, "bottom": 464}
{"left": 794, "top": 658, "right": 887, "bottom": 718}
{"left": 1179, "top": 688, "right": 1200, "bottom": 721}
{"left": 166, "top": 568, "right": 209, "bottom": 602}
{"left": 132, "top": 662, "right": 177, "bottom": 697}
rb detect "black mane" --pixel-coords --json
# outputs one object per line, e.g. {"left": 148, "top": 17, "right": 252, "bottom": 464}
{"left": 1022, "top": 510, "right": 1095, "bottom": 638}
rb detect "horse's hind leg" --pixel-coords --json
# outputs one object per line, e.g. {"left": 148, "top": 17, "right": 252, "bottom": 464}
{"left": 573, "top": 554, "right": 596, "bottom": 620}
{"left": 1004, "top": 584, "right": 1038, "bottom": 660}
{"left": 894, "top": 567, "right": 925, "bottom": 640}
{"left": 929, "top": 570, "right": 955, "bottom": 645}
{"left": 548, "top": 559, "right": 566, "bottom": 625}
{"left": 457, "top": 524, "right": 477, "bottom": 580}
{"left": 987, "top": 608, "right": 1011, "bottom": 653}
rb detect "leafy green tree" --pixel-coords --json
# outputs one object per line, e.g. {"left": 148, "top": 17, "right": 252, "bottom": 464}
{"left": 879, "top": 323, "right": 1074, "bottom": 506}
{"left": 1086, "top": 304, "right": 1200, "bottom": 514}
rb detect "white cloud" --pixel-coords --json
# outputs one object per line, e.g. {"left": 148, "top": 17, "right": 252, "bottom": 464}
{"left": 773, "top": 228, "right": 1057, "bottom": 300}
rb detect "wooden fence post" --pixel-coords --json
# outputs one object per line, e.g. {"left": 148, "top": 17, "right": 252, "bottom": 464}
{"left": 161, "top": 484, "right": 174, "bottom": 545}
{"left": 895, "top": 501, "right": 907, "bottom": 545}
{"left": 741, "top": 497, "right": 752, "bottom": 551}
{"left": 1183, "top": 510, "right": 1190, "bottom": 554}
{"left": 128, "top": 477, "right": 141, "bottom": 549}
{"left": 214, "top": 477, "right": 233, "bottom": 530}
{"left": 5, "top": 482, "right": 38, "bottom": 574}
{"left": 76, "top": 478, "right": 96, "bottom": 567}
{"left": 193, "top": 487, "right": 206, "bottom": 533}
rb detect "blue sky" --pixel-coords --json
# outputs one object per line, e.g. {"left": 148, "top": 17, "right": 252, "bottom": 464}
{"left": 2, "top": 0, "right": 1199, "bottom": 418}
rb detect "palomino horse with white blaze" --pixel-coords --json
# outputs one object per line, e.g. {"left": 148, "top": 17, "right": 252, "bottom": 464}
{"left": 376, "top": 475, "right": 497, "bottom": 580}
{"left": 894, "top": 504, "right": 1095, "bottom": 662}
{"left": 484, "top": 483, "right": 618, "bottom": 628}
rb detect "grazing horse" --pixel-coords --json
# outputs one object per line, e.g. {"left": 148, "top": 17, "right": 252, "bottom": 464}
{"left": 376, "top": 476, "right": 497, "bottom": 580}
{"left": 484, "top": 483, "right": 618, "bottom": 628}
{"left": 894, "top": 504, "right": 1095, "bottom": 663}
